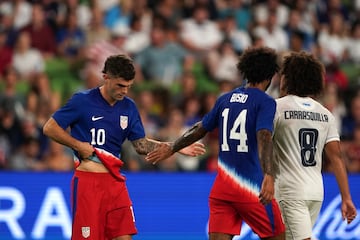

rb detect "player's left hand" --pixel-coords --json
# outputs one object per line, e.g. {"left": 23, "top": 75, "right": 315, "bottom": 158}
{"left": 342, "top": 199, "right": 357, "bottom": 224}
{"left": 178, "top": 142, "right": 206, "bottom": 157}
{"left": 259, "top": 174, "right": 274, "bottom": 205}
{"left": 146, "top": 142, "right": 205, "bottom": 164}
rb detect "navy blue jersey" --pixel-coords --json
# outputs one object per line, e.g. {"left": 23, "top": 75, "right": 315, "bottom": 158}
{"left": 52, "top": 88, "right": 145, "bottom": 159}
{"left": 202, "top": 87, "right": 276, "bottom": 201}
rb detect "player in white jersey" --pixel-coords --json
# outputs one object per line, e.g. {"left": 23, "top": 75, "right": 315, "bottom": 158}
{"left": 272, "top": 51, "right": 357, "bottom": 240}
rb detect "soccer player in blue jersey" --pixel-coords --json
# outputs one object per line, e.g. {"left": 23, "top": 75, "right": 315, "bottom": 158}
{"left": 43, "top": 54, "right": 205, "bottom": 240}
{"left": 146, "top": 47, "right": 286, "bottom": 240}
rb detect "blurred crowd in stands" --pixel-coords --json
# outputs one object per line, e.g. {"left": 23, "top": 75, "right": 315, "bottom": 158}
{"left": 1, "top": 0, "right": 360, "bottom": 173}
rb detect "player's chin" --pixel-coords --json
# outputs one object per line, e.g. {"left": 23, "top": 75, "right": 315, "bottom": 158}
{"left": 116, "top": 95, "right": 125, "bottom": 100}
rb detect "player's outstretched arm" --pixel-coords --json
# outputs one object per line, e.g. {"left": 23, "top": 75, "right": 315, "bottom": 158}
{"left": 325, "top": 141, "right": 357, "bottom": 224}
{"left": 145, "top": 121, "right": 208, "bottom": 164}
{"left": 132, "top": 138, "right": 205, "bottom": 156}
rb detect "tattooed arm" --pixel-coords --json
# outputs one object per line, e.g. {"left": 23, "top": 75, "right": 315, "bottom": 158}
{"left": 145, "top": 121, "right": 208, "bottom": 164}
{"left": 257, "top": 129, "right": 275, "bottom": 205}
{"left": 171, "top": 121, "right": 208, "bottom": 153}
{"left": 131, "top": 138, "right": 160, "bottom": 155}
{"left": 257, "top": 129, "right": 274, "bottom": 176}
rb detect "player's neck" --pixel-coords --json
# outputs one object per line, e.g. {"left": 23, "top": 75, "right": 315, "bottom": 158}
{"left": 99, "top": 86, "right": 117, "bottom": 106}
{"left": 246, "top": 80, "right": 270, "bottom": 92}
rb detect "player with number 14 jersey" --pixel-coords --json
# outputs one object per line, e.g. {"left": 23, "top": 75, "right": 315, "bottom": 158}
{"left": 203, "top": 87, "right": 275, "bottom": 202}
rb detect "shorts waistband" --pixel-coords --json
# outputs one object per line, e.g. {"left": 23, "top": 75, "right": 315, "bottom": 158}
{"left": 74, "top": 169, "right": 114, "bottom": 179}
{"left": 74, "top": 154, "right": 102, "bottom": 164}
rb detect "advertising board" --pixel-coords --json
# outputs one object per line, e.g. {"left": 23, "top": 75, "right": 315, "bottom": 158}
{"left": 0, "top": 172, "right": 359, "bottom": 239}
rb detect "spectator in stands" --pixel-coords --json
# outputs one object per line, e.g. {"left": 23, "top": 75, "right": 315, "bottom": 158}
{"left": 216, "top": 0, "right": 251, "bottom": 31}
{"left": 2, "top": 0, "right": 360, "bottom": 174}
{"left": 20, "top": 113, "right": 48, "bottom": 160}
{"left": 136, "top": 89, "right": 163, "bottom": 137}
{"left": 56, "top": 10, "right": 86, "bottom": 63}
{"left": 253, "top": 0, "right": 289, "bottom": 28}
{"left": 84, "top": 5, "right": 107, "bottom": 46}
{"left": 85, "top": 5, "right": 110, "bottom": 46}
{"left": 0, "top": 3, "right": 19, "bottom": 48}
{"left": 320, "top": 81, "right": 347, "bottom": 136}
{"left": 124, "top": 15, "right": 150, "bottom": 56}
{"left": 0, "top": 27, "right": 12, "bottom": 75}
{"left": 0, "top": 0, "right": 32, "bottom": 30}
{"left": 341, "top": 93, "right": 360, "bottom": 140}
{"left": 172, "top": 71, "right": 198, "bottom": 108}
{"left": 83, "top": 24, "right": 129, "bottom": 80}
{"left": 0, "top": 66, "right": 26, "bottom": 119}
{"left": 199, "top": 91, "right": 218, "bottom": 116}
{"left": 291, "top": 0, "right": 318, "bottom": 38}
{"left": 61, "top": 0, "right": 92, "bottom": 30}
{"left": 206, "top": 39, "right": 241, "bottom": 83}
{"left": 41, "top": 0, "right": 64, "bottom": 33}
{"left": 21, "top": 2, "right": 57, "bottom": 58}
{"left": 8, "top": 135, "right": 45, "bottom": 171}
{"left": 135, "top": 24, "right": 193, "bottom": 86}
{"left": 324, "top": 60, "right": 349, "bottom": 91}
{"left": 179, "top": 5, "right": 223, "bottom": 60}
{"left": 316, "top": 0, "right": 350, "bottom": 26}
{"left": 284, "top": 9, "right": 315, "bottom": 51}
{"left": 156, "top": 108, "right": 187, "bottom": 171}
{"left": 252, "top": 10, "right": 289, "bottom": 52}
{"left": 343, "top": 125, "right": 360, "bottom": 173}
{"left": 346, "top": 20, "right": 360, "bottom": 64}
{"left": 26, "top": 73, "right": 61, "bottom": 124}
{"left": 12, "top": 31, "right": 45, "bottom": 80}
{"left": 0, "top": 96, "right": 23, "bottom": 156}
{"left": 43, "top": 139, "right": 73, "bottom": 171}
{"left": 131, "top": 0, "right": 153, "bottom": 34}
{"left": 317, "top": 11, "right": 349, "bottom": 65}
{"left": 182, "top": 96, "right": 202, "bottom": 127}
{"left": 0, "top": 133, "right": 10, "bottom": 168}
{"left": 287, "top": 29, "right": 307, "bottom": 53}
{"left": 220, "top": 14, "right": 252, "bottom": 54}
{"left": 153, "top": 0, "right": 182, "bottom": 29}
{"left": 103, "top": 0, "right": 133, "bottom": 30}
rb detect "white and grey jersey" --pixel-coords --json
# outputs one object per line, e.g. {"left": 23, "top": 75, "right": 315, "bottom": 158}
{"left": 273, "top": 95, "right": 339, "bottom": 201}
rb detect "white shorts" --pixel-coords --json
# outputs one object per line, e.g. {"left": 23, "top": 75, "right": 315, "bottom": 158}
{"left": 279, "top": 200, "right": 322, "bottom": 240}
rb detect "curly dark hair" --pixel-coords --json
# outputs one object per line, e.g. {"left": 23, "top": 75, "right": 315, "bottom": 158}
{"left": 281, "top": 51, "right": 324, "bottom": 97}
{"left": 102, "top": 54, "right": 135, "bottom": 80}
{"left": 236, "top": 47, "right": 279, "bottom": 84}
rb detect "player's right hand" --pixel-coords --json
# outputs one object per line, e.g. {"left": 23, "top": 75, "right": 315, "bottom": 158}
{"left": 342, "top": 199, "right": 357, "bottom": 224}
{"left": 145, "top": 143, "right": 173, "bottom": 164}
{"left": 76, "top": 142, "right": 95, "bottom": 160}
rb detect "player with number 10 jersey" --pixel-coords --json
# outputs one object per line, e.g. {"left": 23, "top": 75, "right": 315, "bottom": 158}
{"left": 53, "top": 88, "right": 145, "bottom": 161}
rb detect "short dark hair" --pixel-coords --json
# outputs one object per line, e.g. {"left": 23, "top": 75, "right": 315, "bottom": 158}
{"left": 102, "top": 54, "right": 135, "bottom": 80}
{"left": 236, "top": 47, "right": 279, "bottom": 84}
{"left": 281, "top": 51, "right": 324, "bottom": 97}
